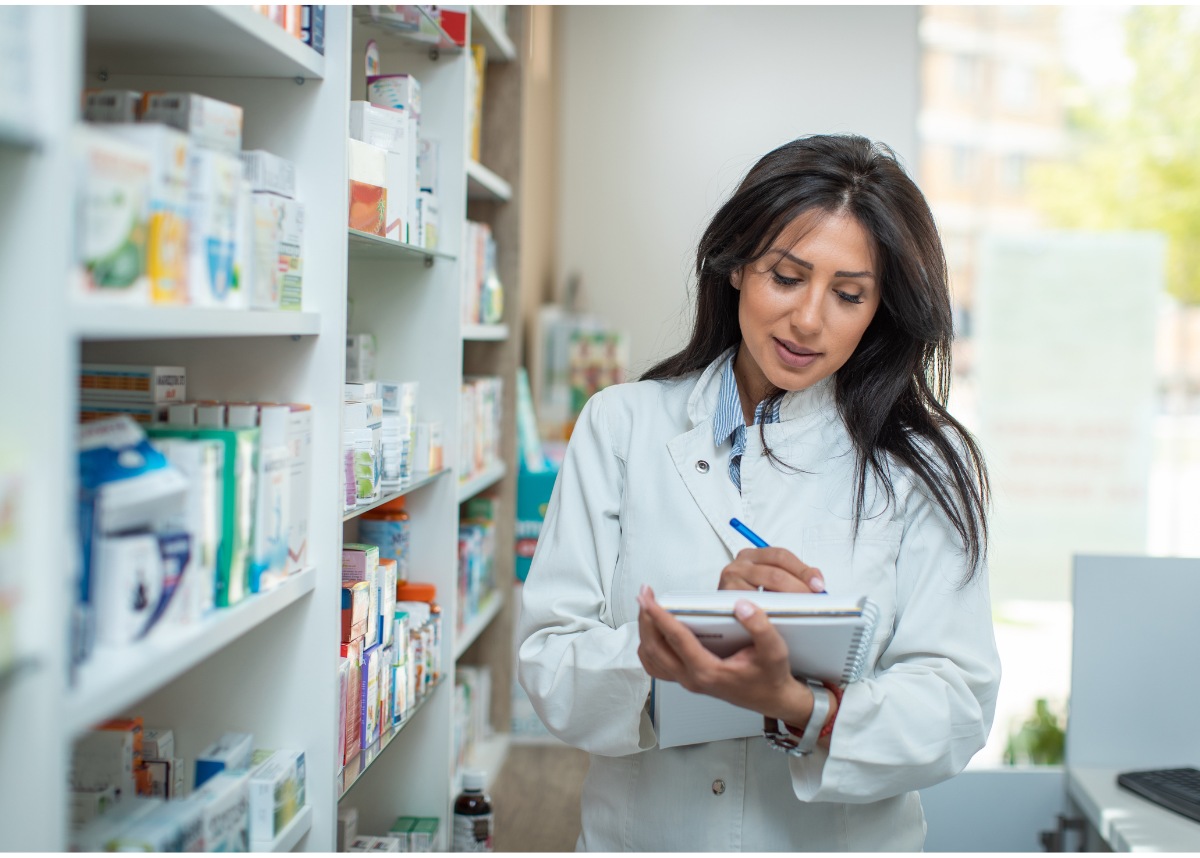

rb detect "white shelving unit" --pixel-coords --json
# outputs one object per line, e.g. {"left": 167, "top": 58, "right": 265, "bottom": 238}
{"left": 0, "top": 5, "right": 529, "bottom": 851}
{"left": 466, "top": 159, "right": 514, "bottom": 201}
{"left": 463, "top": 322, "right": 510, "bottom": 341}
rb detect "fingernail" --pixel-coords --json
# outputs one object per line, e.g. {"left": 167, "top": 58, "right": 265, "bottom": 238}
{"left": 734, "top": 600, "right": 754, "bottom": 620}
{"left": 810, "top": 575, "right": 825, "bottom": 593}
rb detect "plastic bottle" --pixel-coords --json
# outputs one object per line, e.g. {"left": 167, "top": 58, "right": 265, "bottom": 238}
{"left": 359, "top": 496, "right": 411, "bottom": 581}
{"left": 452, "top": 769, "right": 494, "bottom": 852}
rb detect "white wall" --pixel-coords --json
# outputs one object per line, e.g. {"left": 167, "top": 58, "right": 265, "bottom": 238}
{"left": 555, "top": 5, "right": 920, "bottom": 375}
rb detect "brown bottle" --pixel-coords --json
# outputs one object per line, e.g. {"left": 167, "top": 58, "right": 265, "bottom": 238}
{"left": 452, "top": 769, "right": 494, "bottom": 852}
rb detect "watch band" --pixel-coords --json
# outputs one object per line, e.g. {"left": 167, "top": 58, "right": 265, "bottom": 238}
{"left": 763, "top": 678, "right": 830, "bottom": 757}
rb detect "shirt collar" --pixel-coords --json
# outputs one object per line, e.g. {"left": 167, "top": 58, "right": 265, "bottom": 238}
{"left": 711, "top": 351, "right": 781, "bottom": 448}
{"left": 690, "top": 346, "right": 837, "bottom": 430}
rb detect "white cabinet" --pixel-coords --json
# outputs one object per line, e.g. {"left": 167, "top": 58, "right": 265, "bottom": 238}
{"left": 0, "top": 4, "right": 525, "bottom": 850}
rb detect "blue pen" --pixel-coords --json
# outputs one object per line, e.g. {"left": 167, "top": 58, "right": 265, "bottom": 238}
{"left": 729, "top": 517, "right": 770, "bottom": 548}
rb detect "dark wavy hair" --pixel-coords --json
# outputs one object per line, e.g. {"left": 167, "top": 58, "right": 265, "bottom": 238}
{"left": 642, "top": 134, "right": 990, "bottom": 581}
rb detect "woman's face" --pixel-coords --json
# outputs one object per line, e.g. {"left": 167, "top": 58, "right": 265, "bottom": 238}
{"left": 733, "top": 209, "right": 880, "bottom": 407}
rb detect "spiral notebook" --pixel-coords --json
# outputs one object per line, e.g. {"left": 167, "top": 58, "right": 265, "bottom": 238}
{"left": 650, "top": 591, "right": 879, "bottom": 749}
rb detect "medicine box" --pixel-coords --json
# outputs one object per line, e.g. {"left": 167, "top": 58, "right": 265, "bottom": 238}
{"left": 341, "top": 581, "right": 369, "bottom": 643}
{"left": 370, "top": 835, "right": 401, "bottom": 852}
{"left": 111, "top": 798, "right": 204, "bottom": 852}
{"left": 79, "top": 399, "right": 167, "bottom": 425}
{"left": 187, "top": 147, "right": 242, "bottom": 306}
{"left": 80, "top": 364, "right": 186, "bottom": 403}
{"left": 348, "top": 138, "right": 388, "bottom": 237}
{"left": 194, "top": 731, "right": 254, "bottom": 789}
{"left": 249, "top": 191, "right": 283, "bottom": 309}
{"left": 144, "top": 757, "right": 184, "bottom": 799}
{"left": 284, "top": 404, "right": 313, "bottom": 575}
{"left": 70, "top": 786, "right": 118, "bottom": 829}
{"left": 148, "top": 426, "right": 258, "bottom": 608}
{"left": 367, "top": 74, "right": 422, "bottom": 120}
{"left": 188, "top": 770, "right": 251, "bottom": 852}
{"left": 349, "top": 101, "right": 407, "bottom": 152}
{"left": 338, "top": 658, "right": 351, "bottom": 767}
{"left": 379, "top": 557, "right": 397, "bottom": 647}
{"left": 361, "top": 642, "right": 382, "bottom": 747}
{"left": 343, "top": 543, "right": 380, "bottom": 647}
{"left": 345, "top": 380, "right": 379, "bottom": 401}
{"left": 103, "top": 123, "right": 191, "bottom": 305}
{"left": 240, "top": 149, "right": 296, "bottom": 199}
{"left": 340, "top": 640, "right": 363, "bottom": 764}
{"left": 141, "top": 727, "right": 174, "bottom": 761}
{"left": 337, "top": 806, "right": 358, "bottom": 852}
{"left": 277, "top": 196, "right": 304, "bottom": 311}
{"left": 74, "top": 127, "right": 151, "bottom": 305}
{"left": 247, "top": 749, "right": 307, "bottom": 846}
{"left": 349, "top": 836, "right": 377, "bottom": 852}
{"left": 70, "top": 797, "right": 164, "bottom": 852}
{"left": 83, "top": 89, "right": 142, "bottom": 122}
{"left": 141, "top": 92, "right": 243, "bottom": 154}
{"left": 71, "top": 717, "right": 146, "bottom": 800}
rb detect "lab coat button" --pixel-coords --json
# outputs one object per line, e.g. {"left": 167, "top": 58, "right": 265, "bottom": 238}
{"left": 696, "top": 460, "right": 710, "bottom": 473}
{"left": 712, "top": 779, "right": 725, "bottom": 795}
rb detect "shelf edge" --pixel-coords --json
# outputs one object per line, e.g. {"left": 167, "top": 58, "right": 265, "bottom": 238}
{"left": 66, "top": 567, "right": 317, "bottom": 738}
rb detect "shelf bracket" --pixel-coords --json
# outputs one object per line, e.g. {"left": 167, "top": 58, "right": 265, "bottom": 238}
{"left": 424, "top": 255, "right": 434, "bottom": 268}
{"left": 429, "top": 46, "right": 440, "bottom": 62}
{"left": 294, "top": 76, "right": 306, "bottom": 86}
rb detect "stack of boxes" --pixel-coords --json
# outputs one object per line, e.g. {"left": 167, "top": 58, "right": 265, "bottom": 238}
{"left": 459, "top": 376, "right": 503, "bottom": 484}
{"left": 346, "top": 72, "right": 439, "bottom": 249}
{"left": 77, "top": 90, "right": 304, "bottom": 313}
{"left": 69, "top": 723, "right": 307, "bottom": 851}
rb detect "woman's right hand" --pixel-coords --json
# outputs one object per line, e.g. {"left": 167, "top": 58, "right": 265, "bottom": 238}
{"left": 718, "top": 547, "right": 825, "bottom": 593}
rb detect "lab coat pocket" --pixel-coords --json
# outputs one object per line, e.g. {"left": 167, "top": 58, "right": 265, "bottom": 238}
{"left": 800, "top": 520, "right": 901, "bottom": 673}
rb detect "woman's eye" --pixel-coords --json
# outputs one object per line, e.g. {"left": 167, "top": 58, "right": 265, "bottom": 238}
{"left": 836, "top": 290, "right": 865, "bottom": 305}
{"left": 771, "top": 271, "right": 801, "bottom": 287}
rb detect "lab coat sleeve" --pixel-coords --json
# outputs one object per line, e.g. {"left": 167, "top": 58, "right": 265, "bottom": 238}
{"left": 517, "top": 390, "right": 657, "bottom": 757}
{"left": 789, "top": 485, "right": 1002, "bottom": 803}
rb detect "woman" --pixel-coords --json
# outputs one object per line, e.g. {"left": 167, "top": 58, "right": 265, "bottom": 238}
{"left": 517, "top": 134, "right": 1001, "bottom": 852}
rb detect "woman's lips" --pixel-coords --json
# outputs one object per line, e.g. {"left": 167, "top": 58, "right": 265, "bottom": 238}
{"left": 773, "top": 337, "right": 820, "bottom": 368}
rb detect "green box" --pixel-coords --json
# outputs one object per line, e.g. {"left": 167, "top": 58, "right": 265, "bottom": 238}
{"left": 148, "top": 426, "right": 259, "bottom": 606}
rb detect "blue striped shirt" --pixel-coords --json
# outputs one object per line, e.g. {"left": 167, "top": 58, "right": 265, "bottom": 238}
{"left": 712, "top": 353, "right": 781, "bottom": 493}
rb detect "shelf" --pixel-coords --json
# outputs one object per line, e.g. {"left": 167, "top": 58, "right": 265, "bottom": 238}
{"left": 462, "top": 323, "right": 509, "bottom": 342}
{"left": 471, "top": 7, "right": 516, "bottom": 62}
{"left": 348, "top": 229, "right": 455, "bottom": 263}
{"left": 458, "top": 460, "right": 506, "bottom": 503}
{"left": 85, "top": 6, "right": 325, "bottom": 80}
{"left": 354, "top": 5, "right": 462, "bottom": 53}
{"left": 466, "top": 160, "right": 513, "bottom": 202}
{"left": 66, "top": 567, "right": 317, "bottom": 739}
{"left": 454, "top": 591, "right": 502, "bottom": 661}
{"left": 338, "top": 674, "right": 445, "bottom": 799}
{"left": 343, "top": 468, "right": 451, "bottom": 522}
{"left": 69, "top": 306, "right": 322, "bottom": 341}
{"left": 261, "top": 805, "right": 313, "bottom": 853}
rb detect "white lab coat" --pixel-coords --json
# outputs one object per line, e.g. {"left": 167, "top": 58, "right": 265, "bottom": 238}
{"left": 517, "top": 350, "right": 1001, "bottom": 852}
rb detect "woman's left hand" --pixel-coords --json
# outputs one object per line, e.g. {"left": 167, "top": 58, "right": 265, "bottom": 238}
{"left": 636, "top": 584, "right": 814, "bottom": 726}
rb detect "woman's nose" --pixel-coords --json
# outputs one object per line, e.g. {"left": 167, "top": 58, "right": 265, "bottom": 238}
{"left": 790, "top": 287, "right": 823, "bottom": 335}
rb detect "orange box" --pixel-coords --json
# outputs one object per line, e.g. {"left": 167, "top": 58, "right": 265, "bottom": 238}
{"left": 348, "top": 181, "right": 387, "bottom": 236}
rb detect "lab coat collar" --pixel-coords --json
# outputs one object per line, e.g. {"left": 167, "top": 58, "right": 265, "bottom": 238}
{"left": 672, "top": 348, "right": 840, "bottom": 556}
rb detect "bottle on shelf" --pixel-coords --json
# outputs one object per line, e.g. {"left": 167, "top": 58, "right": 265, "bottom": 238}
{"left": 452, "top": 768, "right": 494, "bottom": 852}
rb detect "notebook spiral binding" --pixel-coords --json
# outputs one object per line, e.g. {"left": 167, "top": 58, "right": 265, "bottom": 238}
{"left": 841, "top": 597, "right": 881, "bottom": 683}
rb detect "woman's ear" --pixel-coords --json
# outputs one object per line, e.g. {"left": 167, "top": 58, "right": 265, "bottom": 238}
{"left": 730, "top": 268, "right": 742, "bottom": 290}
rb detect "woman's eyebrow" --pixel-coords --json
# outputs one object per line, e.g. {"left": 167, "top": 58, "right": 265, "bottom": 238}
{"left": 774, "top": 250, "right": 874, "bottom": 280}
